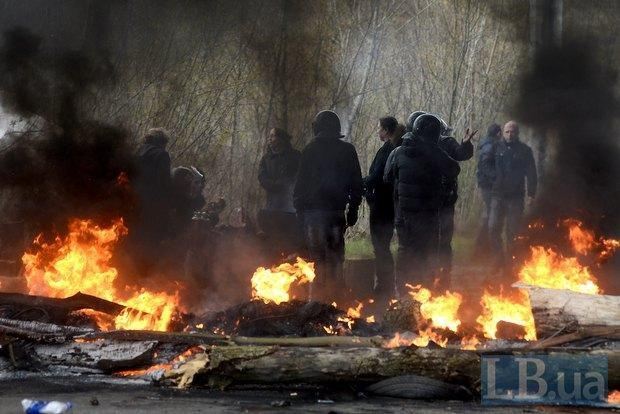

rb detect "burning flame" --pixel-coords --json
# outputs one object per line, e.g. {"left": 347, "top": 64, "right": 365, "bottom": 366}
{"left": 409, "top": 285, "right": 462, "bottom": 332}
{"left": 21, "top": 219, "right": 178, "bottom": 331}
{"left": 117, "top": 346, "right": 204, "bottom": 377}
{"left": 519, "top": 246, "right": 600, "bottom": 294}
{"left": 477, "top": 290, "right": 536, "bottom": 341}
{"left": 608, "top": 390, "right": 620, "bottom": 404}
{"left": 251, "top": 257, "right": 315, "bottom": 304}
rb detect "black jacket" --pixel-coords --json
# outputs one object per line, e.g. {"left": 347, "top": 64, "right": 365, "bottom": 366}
{"left": 384, "top": 138, "right": 460, "bottom": 216}
{"left": 364, "top": 140, "right": 395, "bottom": 212}
{"left": 438, "top": 136, "right": 473, "bottom": 206}
{"left": 258, "top": 144, "right": 301, "bottom": 213}
{"left": 476, "top": 135, "right": 499, "bottom": 190}
{"left": 492, "top": 139, "right": 537, "bottom": 199}
{"left": 294, "top": 137, "right": 363, "bottom": 212}
{"left": 135, "top": 143, "right": 171, "bottom": 203}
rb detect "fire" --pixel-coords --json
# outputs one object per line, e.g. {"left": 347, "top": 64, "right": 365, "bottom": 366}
{"left": 117, "top": 346, "right": 204, "bottom": 377}
{"left": 346, "top": 301, "right": 363, "bottom": 319}
{"left": 408, "top": 285, "right": 462, "bottom": 332}
{"left": 21, "top": 218, "right": 178, "bottom": 331}
{"left": 519, "top": 246, "right": 600, "bottom": 294}
{"left": 460, "top": 335, "right": 480, "bottom": 350}
{"left": 251, "top": 257, "right": 315, "bottom": 304}
{"left": 477, "top": 290, "right": 536, "bottom": 341}
{"left": 608, "top": 390, "right": 620, "bottom": 404}
{"left": 564, "top": 219, "right": 619, "bottom": 261}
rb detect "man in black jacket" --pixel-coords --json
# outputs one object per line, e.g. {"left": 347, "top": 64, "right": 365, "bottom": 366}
{"left": 436, "top": 118, "right": 475, "bottom": 284}
{"left": 364, "top": 116, "right": 401, "bottom": 300}
{"left": 474, "top": 123, "right": 502, "bottom": 255}
{"left": 488, "top": 121, "right": 537, "bottom": 270}
{"left": 258, "top": 128, "right": 301, "bottom": 260}
{"left": 384, "top": 114, "right": 460, "bottom": 291}
{"left": 294, "top": 110, "right": 363, "bottom": 300}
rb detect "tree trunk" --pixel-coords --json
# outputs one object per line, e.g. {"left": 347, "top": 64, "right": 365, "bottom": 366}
{"left": 518, "top": 285, "right": 620, "bottom": 338}
{"left": 31, "top": 340, "right": 156, "bottom": 372}
{"left": 172, "top": 345, "right": 619, "bottom": 390}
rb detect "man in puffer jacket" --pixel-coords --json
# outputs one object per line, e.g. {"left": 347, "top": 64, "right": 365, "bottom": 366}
{"left": 384, "top": 114, "right": 460, "bottom": 292}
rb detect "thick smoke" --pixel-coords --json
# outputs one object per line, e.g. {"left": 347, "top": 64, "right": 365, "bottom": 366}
{"left": 0, "top": 28, "right": 136, "bottom": 232}
{"left": 514, "top": 39, "right": 619, "bottom": 232}
{"left": 511, "top": 38, "right": 620, "bottom": 293}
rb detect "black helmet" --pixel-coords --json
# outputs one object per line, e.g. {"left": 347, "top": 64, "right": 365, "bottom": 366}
{"left": 406, "top": 111, "right": 426, "bottom": 132}
{"left": 412, "top": 114, "right": 442, "bottom": 144}
{"left": 313, "top": 110, "right": 345, "bottom": 139}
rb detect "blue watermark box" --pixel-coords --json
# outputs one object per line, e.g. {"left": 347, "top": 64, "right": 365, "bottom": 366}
{"left": 481, "top": 354, "right": 608, "bottom": 406}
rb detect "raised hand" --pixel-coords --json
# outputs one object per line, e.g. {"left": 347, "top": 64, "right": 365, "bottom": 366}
{"left": 462, "top": 127, "right": 478, "bottom": 144}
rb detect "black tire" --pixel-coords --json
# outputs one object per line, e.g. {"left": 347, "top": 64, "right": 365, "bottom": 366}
{"left": 366, "top": 375, "right": 472, "bottom": 400}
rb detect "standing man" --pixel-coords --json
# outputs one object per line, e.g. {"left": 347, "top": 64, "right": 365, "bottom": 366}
{"left": 258, "top": 128, "right": 301, "bottom": 260}
{"left": 474, "top": 123, "right": 502, "bottom": 256}
{"left": 364, "top": 116, "right": 400, "bottom": 302}
{"left": 294, "top": 110, "right": 363, "bottom": 302}
{"left": 436, "top": 118, "right": 476, "bottom": 286}
{"left": 384, "top": 114, "right": 460, "bottom": 292}
{"left": 488, "top": 120, "right": 537, "bottom": 272}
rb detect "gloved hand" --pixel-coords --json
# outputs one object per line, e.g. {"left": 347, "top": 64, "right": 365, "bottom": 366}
{"left": 346, "top": 206, "right": 358, "bottom": 227}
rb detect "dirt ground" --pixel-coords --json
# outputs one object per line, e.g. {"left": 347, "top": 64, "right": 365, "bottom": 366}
{"left": 0, "top": 376, "right": 615, "bottom": 414}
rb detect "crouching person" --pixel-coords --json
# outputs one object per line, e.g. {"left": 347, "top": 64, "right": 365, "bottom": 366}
{"left": 294, "top": 110, "right": 363, "bottom": 302}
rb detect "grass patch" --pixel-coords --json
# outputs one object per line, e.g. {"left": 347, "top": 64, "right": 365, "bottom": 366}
{"left": 345, "top": 232, "right": 476, "bottom": 264}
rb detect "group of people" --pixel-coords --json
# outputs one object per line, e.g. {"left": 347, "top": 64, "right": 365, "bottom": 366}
{"left": 131, "top": 128, "right": 207, "bottom": 275}
{"left": 258, "top": 109, "right": 538, "bottom": 303}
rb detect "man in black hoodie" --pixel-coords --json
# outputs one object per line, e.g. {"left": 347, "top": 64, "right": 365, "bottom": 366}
{"left": 384, "top": 114, "right": 460, "bottom": 291}
{"left": 294, "top": 110, "right": 363, "bottom": 300}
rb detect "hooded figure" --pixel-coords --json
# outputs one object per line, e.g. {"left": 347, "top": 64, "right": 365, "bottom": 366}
{"left": 294, "top": 110, "right": 363, "bottom": 301}
{"left": 258, "top": 128, "right": 301, "bottom": 260}
{"left": 384, "top": 114, "right": 460, "bottom": 291}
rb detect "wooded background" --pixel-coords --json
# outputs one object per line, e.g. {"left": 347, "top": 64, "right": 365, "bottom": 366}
{"left": 0, "top": 0, "right": 618, "bottom": 237}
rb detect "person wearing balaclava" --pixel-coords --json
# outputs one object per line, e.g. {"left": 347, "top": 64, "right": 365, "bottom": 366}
{"left": 384, "top": 114, "right": 460, "bottom": 293}
{"left": 293, "top": 110, "right": 363, "bottom": 302}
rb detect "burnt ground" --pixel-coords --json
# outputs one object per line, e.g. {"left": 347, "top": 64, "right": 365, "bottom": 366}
{"left": 0, "top": 376, "right": 612, "bottom": 413}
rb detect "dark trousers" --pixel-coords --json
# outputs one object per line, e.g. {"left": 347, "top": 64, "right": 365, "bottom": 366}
{"left": 438, "top": 204, "right": 455, "bottom": 285}
{"left": 369, "top": 206, "right": 395, "bottom": 297}
{"left": 488, "top": 196, "right": 524, "bottom": 268}
{"left": 474, "top": 187, "right": 493, "bottom": 257}
{"left": 395, "top": 210, "right": 439, "bottom": 293}
{"left": 258, "top": 210, "right": 302, "bottom": 261}
{"left": 303, "top": 210, "right": 346, "bottom": 301}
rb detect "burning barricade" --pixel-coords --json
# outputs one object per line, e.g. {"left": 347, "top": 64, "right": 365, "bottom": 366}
{"left": 0, "top": 216, "right": 617, "bottom": 404}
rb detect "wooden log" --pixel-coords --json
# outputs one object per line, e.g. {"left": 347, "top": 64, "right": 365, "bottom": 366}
{"left": 78, "top": 330, "right": 385, "bottom": 347}
{"left": 516, "top": 284, "right": 620, "bottom": 338}
{"left": 31, "top": 340, "right": 156, "bottom": 371}
{"left": 171, "top": 346, "right": 619, "bottom": 390}
{"left": 0, "top": 291, "right": 137, "bottom": 324}
{"left": 526, "top": 326, "right": 620, "bottom": 349}
{"left": 0, "top": 317, "right": 94, "bottom": 335}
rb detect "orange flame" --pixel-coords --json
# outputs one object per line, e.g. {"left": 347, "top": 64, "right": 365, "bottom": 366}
{"left": 251, "top": 257, "right": 315, "bottom": 304}
{"left": 394, "top": 284, "right": 464, "bottom": 347}
{"left": 519, "top": 246, "right": 600, "bottom": 294}
{"left": 117, "top": 346, "right": 203, "bottom": 377}
{"left": 608, "top": 390, "right": 620, "bottom": 404}
{"left": 408, "top": 284, "right": 462, "bottom": 332}
{"left": 21, "top": 219, "right": 178, "bottom": 331}
{"left": 477, "top": 290, "right": 536, "bottom": 341}
{"left": 565, "top": 219, "right": 596, "bottom": 255}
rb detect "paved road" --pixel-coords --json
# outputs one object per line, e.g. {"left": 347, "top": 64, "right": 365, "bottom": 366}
{"left": 0, "top": 377, "right": 608, "bottom": 414}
